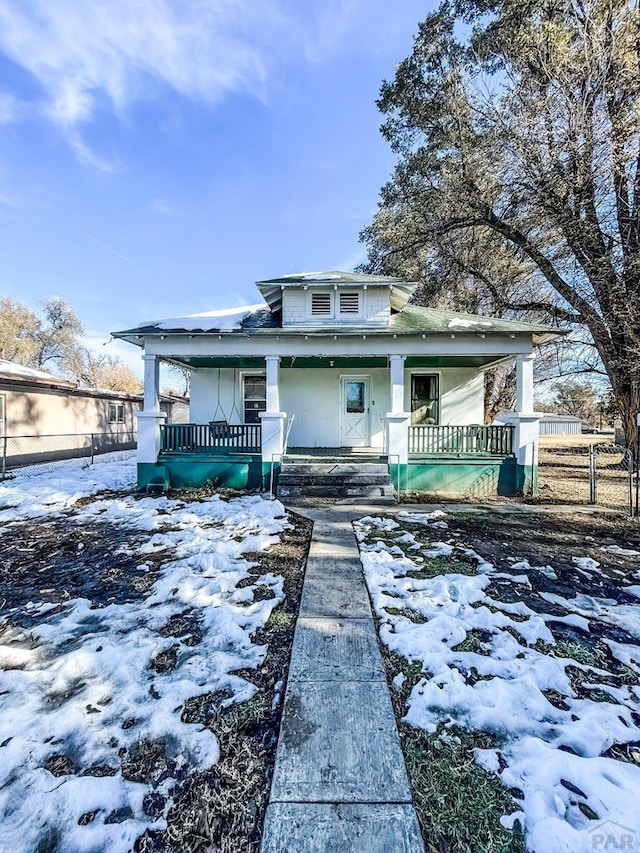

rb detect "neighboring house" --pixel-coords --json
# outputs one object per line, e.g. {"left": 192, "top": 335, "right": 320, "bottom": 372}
{"left": 495, "top": 411, "right": 583, "bottom": 436}
{"left": 0, "top": 359, "right": 175, "bottom": 468}
{"left": 113, "top": 271, "right": 563, "bottom": 497}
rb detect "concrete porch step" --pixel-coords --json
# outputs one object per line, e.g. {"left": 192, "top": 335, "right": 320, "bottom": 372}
{"left": 280, "top": 462, "right": 390, "bottom": 476}
{"left": 279, "top": 473, "right": 391, "bottom": 486}
{"left": 277, "top": 484, "right": 396, "bottom": 499}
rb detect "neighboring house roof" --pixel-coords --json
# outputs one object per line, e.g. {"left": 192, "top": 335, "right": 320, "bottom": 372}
{"left": 0, "top": 359, "right": 76, "bottom": 390}
{"left": 255, "top": 270, "right": 417, "bottom": 313}
{"left": 113, "top": 298, "right": 563, "bottom": 347}
{"left": 0, "top": 359, "right": 169, "bottom": 405}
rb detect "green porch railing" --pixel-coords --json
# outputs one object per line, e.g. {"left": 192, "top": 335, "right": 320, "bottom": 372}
{"left": 408, "top": 424, "right": 515, "bottom": 456}
{"left": 160, "top": 423, "right": 261, "bottom": 454}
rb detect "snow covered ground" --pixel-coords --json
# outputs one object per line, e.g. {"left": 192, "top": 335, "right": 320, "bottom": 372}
{"left": 0, "top": 458, "right": 290, "bottom": 852}
{"left": 356, "top": 510, "right": 640, "bottom": 853}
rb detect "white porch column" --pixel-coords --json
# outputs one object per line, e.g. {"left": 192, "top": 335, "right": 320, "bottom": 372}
{"left": 516, "top": 353, "right": 535, "bottom": 414}
{"left": 514, "top": 353, "right": 539, "bottom": 492}
{"left": 143, "top": 353, "right": 161, "bottom": 411}
{"left": 386, "top": 355, "right": 410, "bottom": 466}
{"left": 135, "top": 354, "right": 166, "bottom": 464}
{"left": 389, "top": 354, "right": 406, "bottom": 413}
{"left": 265, "top": 355, "right": 280, "bottom": 412}
{"left": 260, "top": 355, "right": 286, "bottom": 464}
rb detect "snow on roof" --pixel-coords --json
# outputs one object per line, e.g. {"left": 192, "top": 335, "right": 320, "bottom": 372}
{"left": 448, "top": 318, "right": 493, "bottom": 329}
{"left": 147, "top": 303, "right": 268, "bottom": 332}
{"left": 0, "top": 359, "right": 74, "bottom": 386}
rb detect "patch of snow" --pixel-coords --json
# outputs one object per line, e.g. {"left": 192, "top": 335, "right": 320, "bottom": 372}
{"left": 355, "top": 514, "right": 640, "bottom": 852}
{"left": 600, "top": 545, "right": 640, "bottom": 556}
{"left": 572, "top": 556, "right": 601, "bottom": 572}
{"left": 447, "top": 318, "right": 493, "bottom": 329}
{"left": 0, "top": 459, "right": 290, "bottom": 851}
{"left": 149, "top": 303, "right": 267, "bottom": 332}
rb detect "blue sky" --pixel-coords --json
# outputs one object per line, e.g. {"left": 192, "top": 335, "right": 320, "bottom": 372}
{"left": 0, "top": 0, "right": 435, "bottom": 373}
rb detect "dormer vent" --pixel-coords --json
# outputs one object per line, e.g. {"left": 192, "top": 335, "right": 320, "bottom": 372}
{"left": 311, "top": 292, "right": 332, "bottom": 316}
{"left": 339, "top": 292, "right": 360, "bottom": 315}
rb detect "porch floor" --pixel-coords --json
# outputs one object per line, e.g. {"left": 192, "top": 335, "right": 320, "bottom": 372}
{"left": 286, "top": 447, "right": 385, "bottom": 460}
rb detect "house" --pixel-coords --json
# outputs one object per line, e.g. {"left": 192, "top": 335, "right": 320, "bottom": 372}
{"left": 112, "top": 271, "right": 562, "bottom": 498}
{"left": 0, "top": 359, "right": 175, "bottom": 470}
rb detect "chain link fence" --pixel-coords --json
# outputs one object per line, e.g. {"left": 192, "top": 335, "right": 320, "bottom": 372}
{"left": 1, "top": 432, "right": 136, "bottom": 480}
{"left": 537, "top": 436, "right": 635, "bottom": 514}
{"left": 537, "top": 442, "right": 592, "bottom": 504}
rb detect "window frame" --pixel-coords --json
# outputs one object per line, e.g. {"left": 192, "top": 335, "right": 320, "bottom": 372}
{"left": 242, "top": 372, "right": 267, "bottom": 424}
{"left": 409, "top": 372, "right": 440, "bottom": 425}
{"left": 108, "top": 403, "right": 125, "bottom": 424}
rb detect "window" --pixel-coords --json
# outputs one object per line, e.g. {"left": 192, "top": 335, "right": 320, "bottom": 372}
{"left": 339, "top": 292, "right": 360, "bottom": 315}
{"left": 410, "top": 374, "right": 439, "bottom": 425}
{"left": 311, "top": 292, "right": 332, "bottom": 316}
{"left": 108, "top": 403, "right": 125, "bottom": 423}
{"left": 345, "top": 381, "right": 365, "bottom": 413}
{"left": 243, "top": 374, "right": 266, "bottom": 424}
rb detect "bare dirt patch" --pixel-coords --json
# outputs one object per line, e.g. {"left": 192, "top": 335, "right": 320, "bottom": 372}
{"left": 0, "top": 516, "right": 162, "bottom": 625}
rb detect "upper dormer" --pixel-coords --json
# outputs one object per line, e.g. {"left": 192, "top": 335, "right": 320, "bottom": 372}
{"left": 256, "top": 271, "right": 417, "bottom": 328}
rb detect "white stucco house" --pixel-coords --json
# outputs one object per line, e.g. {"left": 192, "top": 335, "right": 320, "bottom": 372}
{"left": 112, "top": 271, "right": 561, "bottom": 498}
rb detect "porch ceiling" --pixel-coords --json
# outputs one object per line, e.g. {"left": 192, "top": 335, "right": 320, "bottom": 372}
{"left": 166, "top": 355, "right": 509, "bottom": 370}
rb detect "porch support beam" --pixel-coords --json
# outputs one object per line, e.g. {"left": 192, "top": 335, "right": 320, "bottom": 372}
{"left": 136, "top": 354, "right": 166, "bottom": 465}
{"left": 515, "top": 353, "right": 535, "bottom": 413}
{"left": 261, "top": 355, "right": 286, "bottom": 466}
{"left": 389, "top": 354, "right": 406, "bottom": 413}
{"left": 265, "top": 355, "right": 281, "bottom": 412}
{"left": 387, "top": 355, "right": 410, "bottom": 466}
{"left": 514, "top": 353, "right": 539, "bottom": 495}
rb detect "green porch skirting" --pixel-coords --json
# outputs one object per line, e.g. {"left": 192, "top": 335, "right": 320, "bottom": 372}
{"left": 138, "top": 455, "right": 275, "bottom": 491}
{"left": 393, "top": 457, "right": 535, "bottom": 498}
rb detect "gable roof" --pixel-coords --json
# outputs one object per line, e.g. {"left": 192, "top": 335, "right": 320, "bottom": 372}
{"left": 256, "top": 270, "right": 416, "bottom": 313}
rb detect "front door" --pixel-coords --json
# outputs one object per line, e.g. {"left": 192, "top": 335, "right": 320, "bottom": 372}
{"left": 340, "top": 377, "right": 370, "bottom": 447}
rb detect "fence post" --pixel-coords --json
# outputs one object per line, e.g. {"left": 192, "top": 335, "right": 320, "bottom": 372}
{"left": 90, "top": 434, "right": 95, "bottom": 465}
{"left": 589, "top": 444, "right": 596, "bottom": 504}
{"left": 1, "top": 435, "right": 6, "bottom": 481}
{"left": 636, "top": 413, "right": 640, "bottom": 517}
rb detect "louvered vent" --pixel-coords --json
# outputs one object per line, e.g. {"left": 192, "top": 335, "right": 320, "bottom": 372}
{"left": 339, "top": 292, "right": 360, "bottom": 314}
{"left": 311, "top": 292, "right": 332, "bottom": 315}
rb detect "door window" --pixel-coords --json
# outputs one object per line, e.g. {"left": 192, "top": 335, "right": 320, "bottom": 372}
{"left": 345, "top": 381, "right": 365, "bottom": 413}
{"left": 411, "top": 374, "right": 439, "bottom": 424}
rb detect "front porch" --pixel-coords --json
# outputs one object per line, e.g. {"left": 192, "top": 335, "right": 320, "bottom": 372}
{"left": 142, "top": 420, "right": 522, "bottom": 498}
{"left": 134, "top": 349, "right": 539, "bottom": 498}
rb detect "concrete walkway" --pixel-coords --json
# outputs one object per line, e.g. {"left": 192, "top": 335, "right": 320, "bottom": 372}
{"left": 261, "top": 507, "right": 424, "bottom": 853}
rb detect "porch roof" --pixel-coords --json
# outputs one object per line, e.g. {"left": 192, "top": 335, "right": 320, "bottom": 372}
{"left": 113, "top": 303, "right": 564, "bottom": 347}
{"left": 162, "top": 354, "right": 511, "bottom": 370}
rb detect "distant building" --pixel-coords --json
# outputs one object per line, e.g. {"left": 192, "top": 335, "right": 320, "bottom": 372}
{"left": 495, "top": 411, "right": 582, "bottom": 436}
{"left": 0, "top": 359, "right": 176, "bottom": 469}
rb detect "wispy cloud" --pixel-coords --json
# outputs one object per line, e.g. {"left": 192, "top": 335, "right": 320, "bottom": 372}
{"left": 83, "top": 232, "right": 133, "bottom": 264}
{"left": 0, "top": 1, "right": 423, "bottom": 167}
{"left": 151, "top": 198, "right": 174, "bottom": 216}
{"left": 0, "top": 0, "right": 286, "bottom": 167}
{"left": 0, "top": 91, "right": 27, "bottom": 123}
